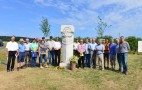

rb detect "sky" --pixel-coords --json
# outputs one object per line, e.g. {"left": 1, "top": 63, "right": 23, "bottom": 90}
{"left": 0, "top": 0, "right": 142, "bottom": 38}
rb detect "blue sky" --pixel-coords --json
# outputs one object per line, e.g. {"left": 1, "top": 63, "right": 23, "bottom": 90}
{"left": 0, "top": 0, "right": 142, "bottom": 38}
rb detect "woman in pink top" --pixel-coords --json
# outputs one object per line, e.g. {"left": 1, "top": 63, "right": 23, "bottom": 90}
{"left": 77, "top": 39, "right": 86, "bottom": 68}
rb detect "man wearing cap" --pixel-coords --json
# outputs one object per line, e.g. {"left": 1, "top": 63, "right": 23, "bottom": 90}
{"left": 17, "top": 38, "right": 26, "bottom": 71}
{"left": 6, "top": 36, "right": 18, "bottom": 72}
{"left": 47, "top": 36, "right": 55, "bottom": 66}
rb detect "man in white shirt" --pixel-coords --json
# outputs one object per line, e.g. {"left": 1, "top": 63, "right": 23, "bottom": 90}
{"left": 89, "top": 38, "right": 97, "bottom": 68}
{"left": 47, "top": 36, "right": 55, "bottom": 66}
{"left": 73, "top": 38, "right": 80, "bottom": 56}
{"left": 6, "top": 36, "right": 18, "bottom": 72}
{"left": 24, "top": 38, "right": 31, "bottom": 67}
{"left": 54, "top": 37, "right": 61, "bottom": 66}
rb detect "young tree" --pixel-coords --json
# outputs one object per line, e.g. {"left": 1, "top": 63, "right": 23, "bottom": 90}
{"left": 95, "top": 16, "right": 112, "bottom": 37}
{"left": 40, "top": 17, "right": 50, "bottom": 37}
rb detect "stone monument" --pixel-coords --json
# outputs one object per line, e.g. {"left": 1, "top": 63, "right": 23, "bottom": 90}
{"left": 60, "top": 25, "right": 74, "bottom": 68}
{"left": 138, "top": 41, "right": 142, "bottom": 52}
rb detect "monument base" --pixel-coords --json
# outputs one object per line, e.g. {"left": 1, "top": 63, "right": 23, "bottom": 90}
{"left": 59, "top": 63, "right": 70, "bottom": 69}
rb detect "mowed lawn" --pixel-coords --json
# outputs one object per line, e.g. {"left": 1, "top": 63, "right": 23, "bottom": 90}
{"left": 0, "top": 50, "right": 142, "bottom": 90}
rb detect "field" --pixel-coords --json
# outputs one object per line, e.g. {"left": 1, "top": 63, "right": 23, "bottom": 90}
{"left": 0, "top": 49, "right": 142, "bottom": 90}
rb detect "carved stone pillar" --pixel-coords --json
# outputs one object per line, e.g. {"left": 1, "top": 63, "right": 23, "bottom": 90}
{"left": 60, "top": 25, "right": 74, "bottom": 68}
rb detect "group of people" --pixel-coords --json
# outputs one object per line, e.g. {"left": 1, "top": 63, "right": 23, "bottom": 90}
{"left": 6, "top": 35, "right": 130, "bottom": 75}
{"left": 6, "top": 36, "right": 61, "bottom": 72}
{"left": 74, "top": 36, "right": 130, "bottom": 75}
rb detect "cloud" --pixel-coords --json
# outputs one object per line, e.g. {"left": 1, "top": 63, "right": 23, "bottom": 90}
{"left": 34, "top": 0, "right": 142, "bottom": 37}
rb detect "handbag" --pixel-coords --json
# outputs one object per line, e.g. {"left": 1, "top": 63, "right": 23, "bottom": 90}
{"left": 31, "top": 52, "right": 37, "bottom": 58}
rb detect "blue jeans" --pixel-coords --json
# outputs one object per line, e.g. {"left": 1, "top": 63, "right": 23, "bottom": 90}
{"left": 85, "top": 54, "right": 91, "bottom": 67}
{"left": 119, "top": 53, "right": 128, "bottom": 73}
{"left": 48, "top": 51, "right": 55, "bottom": 66}
{"left": 31, "top": 57, "right": 37, "bottom": 67}
{"left": 117, "top": 53, "right": 122, "bottom": 71}
{"left": 40, "top": 54, "right": 47, "bottom": 64}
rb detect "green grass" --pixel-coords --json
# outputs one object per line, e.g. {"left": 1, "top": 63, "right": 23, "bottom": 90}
{"left": 0, "top": 50, "right": 6, "bottom": 72}
{"left": 0, "top": 50, "right": 142, "bottom": 90}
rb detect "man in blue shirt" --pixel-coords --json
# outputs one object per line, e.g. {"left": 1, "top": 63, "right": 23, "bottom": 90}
{"left": 17, "top": 38, "right": 26, "bottom": 71}
{"left": 96, "top": 39, "right": 105, "bottom": 70}
{"left": 109, "top": 39, "right": 117, "bottom": 70}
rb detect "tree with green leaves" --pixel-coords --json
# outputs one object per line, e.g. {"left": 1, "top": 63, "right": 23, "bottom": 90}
{"left": 40, "top": 17, "right": 50, "bottom": 37}
{"left": 95, "top": 16, "right": 112, "bottom": 37}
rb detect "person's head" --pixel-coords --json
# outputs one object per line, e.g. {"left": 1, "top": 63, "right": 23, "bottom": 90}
{"left": 25, "top": 38, "right": 29, "bottom": 43}
{"left": 32, "top": 38, "right": 36, "bottom": 43}
{"left": 75, "top": 39, "right": 79, "bottom": 43}
{"left": 86, "top": 39, "right": 89, "bottom": 43}
{"left": 90, "top": 38, "right": 93, "bottom": 43}
{"left": 42, "top": 37, "right": 45, "bottom": 40}
{"left": 56, "top": 37, "right": 59, "bottom": 41}
{"left": 80, "top": 39, "right": 84, "bottom": 45}
{"left": 19, "top": 38, "right": 24, "bottom": 44}
{"left": 120, "top": 36, "right": 125, "bottom": 43}
{"left": 116, "top": 39, "right": 119, "bottom": 44}
{"left": 110, "top": 39, "right": 114, "bottom": 44}
{"left": 36, "top": 37, "right": 40, "bottom": 42}
{"left": 92, "top": 38, "right": 96, "bottom": 43}
{"left": 98, "top": 39, "right": 102, "bottom": 45}
{"left": 41, "top": 40, "right": 45, "bottom": 44}
{"left": 11, "top": 36, "right": 15, "bottom": 42}
{"left": 105, "top": 39, "right": 109, "bottom": 43}
{"left": 50, "top": 36, "right": 53, "bottom": 40}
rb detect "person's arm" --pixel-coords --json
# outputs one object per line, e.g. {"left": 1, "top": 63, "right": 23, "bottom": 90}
{"left": 126, "top": 42, "right": 130, "bottom": 50}
{"left": 6, "top": 43, "right": 8, "bottom": 58}
{"left": 88, "top": 44, "right": 91, "bottom": 50}
{"left": 38, "top": 47, "right": 40, "bottom": 57}
{"left": 83, "top": 46, "right": 86, "bottom": 53}
{"left": 54, "top": 42, "right": 57, "bottom": 50}
{"left": 77, "top": 45, "right": 81, "bottom": 54}
{"left": 6, "top": 48, "right": 8, "bottom": 59}
{"left": 59, "top": 42, "right": 62, "bottom": 49}
{"left": 17, "top": 43, "right": 19, "bottom": 55}
{"left": 53, "top": 41, "right": 56, "bottom": 50}
{"left": 36, "top": 44, "right": 39, "bottom": 52}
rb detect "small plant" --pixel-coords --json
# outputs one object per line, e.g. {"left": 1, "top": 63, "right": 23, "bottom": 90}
{"left": 70, "top": 55, "right": 78, "bottom": 64}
